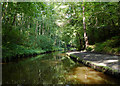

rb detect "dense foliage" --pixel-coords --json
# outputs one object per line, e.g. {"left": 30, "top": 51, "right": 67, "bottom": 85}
{"left": 2, "top": 2, "right": 61, "bottom": 59}
{"left": 2, "top": 2, "right": 120, "bottom": 59}
{"left": 58, "top": 2, "right": 120, "bottom": 50}
{"left": 94, "top": 36, "right": 120, "bottom": 55}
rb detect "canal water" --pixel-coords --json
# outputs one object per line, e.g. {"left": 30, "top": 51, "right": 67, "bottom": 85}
{"left": 2, "top": 52, "right": 120, "bottom": 84}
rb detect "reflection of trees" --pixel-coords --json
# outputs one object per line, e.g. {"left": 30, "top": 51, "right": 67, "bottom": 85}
{"left": 3, "top": 52, "right": 79, "bottom": 84}
{"left": 37, "top": 55, "right": 73, "bottom": 84}
{"left": 38, "top": 64, "right": 62, "bottom": 84}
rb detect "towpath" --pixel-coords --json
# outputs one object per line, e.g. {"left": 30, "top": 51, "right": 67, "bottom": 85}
{"left": 66, "top": 51, "right": 120, "bottom": 74}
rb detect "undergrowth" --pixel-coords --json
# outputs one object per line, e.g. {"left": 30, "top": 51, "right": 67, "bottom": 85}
{"left": 94, "top": 36, "right": 120, "bottom": 55}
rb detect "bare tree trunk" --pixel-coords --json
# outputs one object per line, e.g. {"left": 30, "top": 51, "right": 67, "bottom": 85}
{"left": 95, "top": 17, "right": 98, "bottom": 27}
{"left": 38, "top": 25, "right": 41, "bottom": 35}
{"left": 42, "top": 23, "right": 45, "bottom": 35}
{"left": 83, "top": 4, "right": 89, "bottom": 49}
{"left": 12, "top": 3, "right": 18, "bottom": 26}
{"left": 12, "top": 14, "right": 16, "bottom": 25}
{"left": 2, "top": 2, "right": 8, "bottom": 18}
{"left": 35, "top": 21, "right": 38, "bottom": 36}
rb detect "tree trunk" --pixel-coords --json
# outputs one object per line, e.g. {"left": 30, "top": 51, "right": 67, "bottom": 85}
{"left": 77, "top": 32, "right": 84, "bottom": 50}
{"left": 118, "top": 2, "right": 120, "bottom": 28}
{"left": 12, "top": 14, "right": 16, "bottom": 26}
{"left": 95, "top": 17, "right": 98, "bottom": 27}
{"left": 39, "top": 24, "right": 41, "bottom": 35}
{"left": 35, "top": 21, "right": 38, "bottom": 36}
{"left": 2, "top": 2, "right": 8, "bottom": 18}
{"left": 83, "top": 4, "right": 89, "bottom": 49}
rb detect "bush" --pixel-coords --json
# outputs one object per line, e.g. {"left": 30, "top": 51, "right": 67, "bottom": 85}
{"left": 94, "top": 36, "right": 120, "bottom": 55}
{"left": 86, "top": 47, "right": 93, "bottom": 51}
{"left": 23, "top": 35, "right": 54, "bottom": 51}
{"left": 2, "top": 28, "right": 25, "bottom": 45}
{"left": 2, "top": 27, "right": 57, "bottom": 59}
{"left": 2, "top": 34, "right": 55, "bottom": 58}
{"left": 36, "top": 35, "right": 54, "bottom": 51}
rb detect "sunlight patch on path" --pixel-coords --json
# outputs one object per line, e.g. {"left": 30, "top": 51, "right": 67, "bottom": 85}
{"left": 66, "top": 51, "right": 120, "bottom": 72}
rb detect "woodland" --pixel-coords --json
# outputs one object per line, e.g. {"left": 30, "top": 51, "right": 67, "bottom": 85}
{"left": 2, "top": 2, "right": 120, "bottom": 60}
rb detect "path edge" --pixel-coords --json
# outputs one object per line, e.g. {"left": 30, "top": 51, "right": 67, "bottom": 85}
{"left": 66, "top": 53, "right": 120, "bottom": 78}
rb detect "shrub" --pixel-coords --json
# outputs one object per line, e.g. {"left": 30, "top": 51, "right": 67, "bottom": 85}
{"left": 86, "top": 47, "right": 93, "bottom": 51}
{"left": 2, "top": 28, "right": 24, "bottom": 45}
{"left": 94, "top": 36, "right": 120, "bottom": 55}
{"left": 37, "top": 35, "right": 54, "bottom": 51}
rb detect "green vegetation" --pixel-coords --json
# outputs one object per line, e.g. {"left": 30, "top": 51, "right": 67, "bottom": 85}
{"left": 2, "top": 2, "right": 120, "bottom": 61}
{"left": 2, "top": 2, "right": 62, "bottom": 60}
{"left": 94, "top": 36, "right": 120, "bottom": 55}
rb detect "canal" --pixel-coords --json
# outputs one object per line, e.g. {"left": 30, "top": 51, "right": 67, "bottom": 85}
{"left": 2, "top": 52, "right": 120, "bottom": 84}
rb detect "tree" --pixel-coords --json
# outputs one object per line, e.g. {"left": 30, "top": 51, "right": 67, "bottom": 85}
{"left": 82, "top": 2, "right": 89, "bottom": 48}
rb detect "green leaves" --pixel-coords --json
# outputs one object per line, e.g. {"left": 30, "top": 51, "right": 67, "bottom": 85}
{"left": 94, "top": 36, "right": 120, "bottom": 55}
{"left": 2, "top": 2, "right": 120, "bottom": 58}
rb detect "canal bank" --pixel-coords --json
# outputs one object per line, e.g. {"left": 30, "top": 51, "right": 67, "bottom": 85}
{"left": 2, "top": 49, "right": 63, "bottom": 63}
{"left": 2, "top": 51, "right": 120, "bottom": 84}
{"left": 66, "top": 51, "right": 120, "bottom": 78}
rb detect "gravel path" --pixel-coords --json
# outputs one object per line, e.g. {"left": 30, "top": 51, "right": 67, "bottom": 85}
{"left": 66, "top": 51, "right": 120, "bottom": 72}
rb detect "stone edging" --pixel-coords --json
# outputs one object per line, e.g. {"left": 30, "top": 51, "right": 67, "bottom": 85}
{"left": 66, "top": 54, "right": 120, "bottom": 78}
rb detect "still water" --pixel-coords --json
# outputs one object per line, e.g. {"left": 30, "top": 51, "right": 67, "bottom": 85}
{"left": 2, "top": 52, "right": 120, "bottom": 84}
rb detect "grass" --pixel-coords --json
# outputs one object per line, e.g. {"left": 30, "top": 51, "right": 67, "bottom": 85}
{"left": 3, "top": 43, "right": 44, "bottom": 58}
{"left": 2, "top": 43, "right": 62, "bottom": 62}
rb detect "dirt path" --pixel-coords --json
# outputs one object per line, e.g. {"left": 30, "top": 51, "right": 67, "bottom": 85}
{"left": 66, "top": 51, "right": 120, "bottom": 76}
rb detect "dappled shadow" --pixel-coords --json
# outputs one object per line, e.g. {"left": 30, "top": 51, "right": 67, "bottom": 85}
{"left": 67, "top": 51, "right": 120, "bottom": 72}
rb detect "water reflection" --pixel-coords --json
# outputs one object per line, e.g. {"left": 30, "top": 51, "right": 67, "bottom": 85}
{"left": 65, "top": 66, "right": 119, "bottom": 84}
{"left": 2, "top": 52, "right": 71, "bottom": 84}
{"left": 2, "top": 52, "right": 120, "bottom": 84}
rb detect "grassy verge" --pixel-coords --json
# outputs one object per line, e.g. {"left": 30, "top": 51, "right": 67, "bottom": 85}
{"left": 2, "top": 43, "right": 63, "bottom": 63}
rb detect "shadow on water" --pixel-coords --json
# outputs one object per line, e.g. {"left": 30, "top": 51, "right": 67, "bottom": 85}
{"left": 2, "top": 52, "right": 120, "bottom": 84}
{"left": 65, "top": 66, "right": 120, "bottom": 84}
